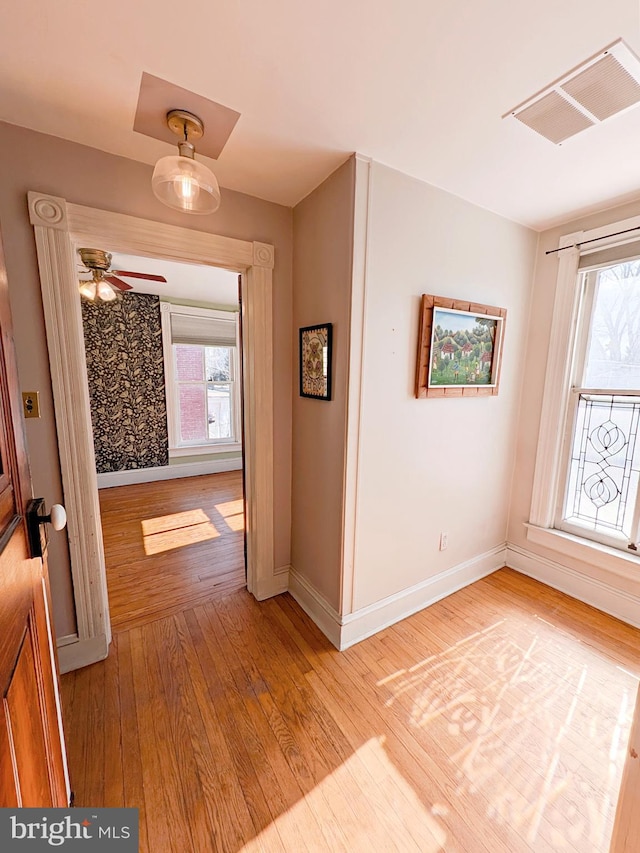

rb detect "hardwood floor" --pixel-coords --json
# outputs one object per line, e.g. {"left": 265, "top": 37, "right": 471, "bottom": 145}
{"left": 60, "top": 568, "right": 640, "bottom": 852}
{"left": 99, "top": 472, "right": 245, "bottom": 632}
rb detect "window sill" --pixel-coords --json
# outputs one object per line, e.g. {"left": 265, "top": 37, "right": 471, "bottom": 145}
{"left": 525, "top": 523, "right": 640, "bottom": 582}
{"left": 169, "top": 442, "right": 242, "bottom": 458}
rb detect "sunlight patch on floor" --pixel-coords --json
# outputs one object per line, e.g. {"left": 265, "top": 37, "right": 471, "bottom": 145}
{"left": 222, "top": 513, "right": 244, "bottom": 532}
{"left": 141, "top": 509, "right": 211, "bottom": 535}
{"left": 215, "top": 500, "right": 245, "bottom": 532}
{"left": 239, "top": 737, "right": 447, "bottom": 852}
{"left": 141, "top": 509, "right": 220, "bottom": 555}
{"left": 379, "top": 616, "right": 636, "bottom": 852}
{"left": 215, "top": 499, "right": 244, "bottom": 517}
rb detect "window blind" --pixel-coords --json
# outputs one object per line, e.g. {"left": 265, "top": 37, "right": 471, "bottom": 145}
{"left": 578, "top": 238, "right": 640, "bottom": 270}
{"left": 170, "top": 312, "right": 237, "bottom": 347}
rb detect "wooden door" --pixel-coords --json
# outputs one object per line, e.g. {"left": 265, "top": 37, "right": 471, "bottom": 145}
{"left": 0, "top": 226, "right": 68, "bottom": 807}
{"left": 610, "top": 686, "right": 640, "bottom": 850}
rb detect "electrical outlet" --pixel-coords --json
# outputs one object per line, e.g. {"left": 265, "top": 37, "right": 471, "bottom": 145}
{"left": 439, "top": 532, "right": 448, "bottom": 551}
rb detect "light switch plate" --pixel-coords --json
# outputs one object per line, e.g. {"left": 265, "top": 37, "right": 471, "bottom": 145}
{"left": 22, "top": 391, "right": 40, "bottom": 419}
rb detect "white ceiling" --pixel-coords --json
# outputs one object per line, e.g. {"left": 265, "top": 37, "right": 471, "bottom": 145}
{"left": 102, "top": 253, "right": 238, "bottom": 305}
{"left": 2, "top": 0, "right": 640, "bottom": 229}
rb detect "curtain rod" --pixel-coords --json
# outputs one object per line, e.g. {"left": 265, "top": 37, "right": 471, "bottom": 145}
{"left": 545, "top": 225, "right": 640, "bottom": 255}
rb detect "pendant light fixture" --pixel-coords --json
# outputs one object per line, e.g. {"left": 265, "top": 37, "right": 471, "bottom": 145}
{"left": 152, "top": 110, "right": 221, "bottom": 215}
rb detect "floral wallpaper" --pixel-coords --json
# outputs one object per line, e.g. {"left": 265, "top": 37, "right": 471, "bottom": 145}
{"left": 81, "top": 292, "right": 169, "bottom": 473}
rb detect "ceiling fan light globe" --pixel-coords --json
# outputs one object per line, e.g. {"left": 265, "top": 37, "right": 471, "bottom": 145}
{"left": 152, "top": 154, "right": 221, "bottom": 214}
{"left": 97, "top": 281, "right": 117, "bottom": 302}
{"left": 78, "top": 280, "right": 97, "bottom": 300}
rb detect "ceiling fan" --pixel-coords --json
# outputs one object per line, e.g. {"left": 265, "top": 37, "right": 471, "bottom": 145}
{"left": 77, "top": 248, "right": 167, "bottom": 302}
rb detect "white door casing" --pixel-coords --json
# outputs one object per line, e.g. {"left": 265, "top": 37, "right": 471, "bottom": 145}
{"left": 28, "top": 191, "right": 280, "bottom": 671}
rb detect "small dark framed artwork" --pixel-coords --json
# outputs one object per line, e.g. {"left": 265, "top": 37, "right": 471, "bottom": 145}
{"left": 299, "top": 323, "right": 333, "bottom": 400}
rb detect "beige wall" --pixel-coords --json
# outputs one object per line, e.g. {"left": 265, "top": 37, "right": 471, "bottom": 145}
{"left": 352, "top": 162, "right": 538, "bottom": 610}
{"left": 508, "top": 194, "right": 640, "bottom": 596}
{"left": 291, "top": 157, "right": 355, "bottom": 610}
{"left": 0, "top": 121, "right": 293, "bottom": 637}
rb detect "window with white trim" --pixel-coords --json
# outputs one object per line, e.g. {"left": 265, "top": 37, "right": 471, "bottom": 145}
{"left": 557, "top": 255, "right": 640, "bottom": 551}
{"left": 537, "top": 234, "right": 640, "bottom": 554}
{"left": 161, "top": 303, "right": 241, "bottom": 453}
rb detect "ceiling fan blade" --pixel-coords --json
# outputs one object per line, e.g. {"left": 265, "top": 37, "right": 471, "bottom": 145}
{"left": 111, "top": 269, "right": 167, "bottom": 283}
{"left": 105, "top": 275, "right": 133, "bottom": 291}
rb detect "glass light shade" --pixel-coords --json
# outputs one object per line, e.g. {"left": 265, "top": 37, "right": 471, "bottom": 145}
{"left": 97, "top": 281, "right": 117, "bottom": 302}
{"left": 78, "top": 280, "right": 97, "bottom": 300}
{"left": 152, "top": 155, "right": 221, "bottom": 214}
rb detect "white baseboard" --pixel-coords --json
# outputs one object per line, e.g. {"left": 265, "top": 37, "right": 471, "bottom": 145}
{"left": 340, "top": 545, "right": 507, "bottom": 649}
{"left": 289, "top": 545, "right": 507, "bottom": 651}
{"left": 97, "top": 457, "right": 242, "bottom": 488}
{"left": 507, "top": 543, "right": 640, "bottom": 631}
{"left": 254, "top": 565, "right": 290, "bottom": 601}
{"left": 57, "top": 634, "right": 109, "bottom": 674}
{"left": 288, "top": 567, "right": 343, "bottom": 648}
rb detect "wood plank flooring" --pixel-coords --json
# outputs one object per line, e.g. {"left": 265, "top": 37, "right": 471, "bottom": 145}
{"left": 60, "top": 568, "right": 640, "bottom": 852}
{"left": 99, "top": 472, "right": 245, "bottom": 632}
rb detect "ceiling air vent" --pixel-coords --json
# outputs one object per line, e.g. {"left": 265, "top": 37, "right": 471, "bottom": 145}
{"left": 505, "top": 39, "right": 640, "bottom": 144}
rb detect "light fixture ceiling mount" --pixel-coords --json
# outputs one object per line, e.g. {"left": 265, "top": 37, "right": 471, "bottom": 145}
{"left": 152, "top": 109, "right": 221, "bottom": 215}
{"left": 166, "top": 109, "right": 204, "bottom": 141}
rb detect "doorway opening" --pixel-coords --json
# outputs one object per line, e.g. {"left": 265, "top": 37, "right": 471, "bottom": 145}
{"left": 29, "top": 192, "right": 280, "bottom": 672}
{"left": 79, "top": 252, "right": 247, "bottom": 631}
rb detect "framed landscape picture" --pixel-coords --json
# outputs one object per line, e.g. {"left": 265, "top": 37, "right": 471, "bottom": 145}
{"left": 300, "top": 323, "right": 332, "bottom": 400}
{"left": 415, "top": 296, "right": 506, "bottom": 398}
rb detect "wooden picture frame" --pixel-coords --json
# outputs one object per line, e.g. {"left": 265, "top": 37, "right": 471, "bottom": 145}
{"left": 299, "top": 323, "right": 333, "bottom": 400}
{"left": 415, "top": 295, "right": 506, "bottom": 398}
